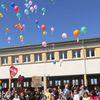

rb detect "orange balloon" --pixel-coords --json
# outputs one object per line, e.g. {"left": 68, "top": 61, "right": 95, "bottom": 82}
{"left": 73, "top": 30, "right": 80, "bottom": 38}
{"left": 6, "top": 28, "right": 10, "bottom": 32}
{"left": 15, "top": 24, "right": 19, "bottom": 29}
{"left": 0, "top": 80, "right": 2, "bottom": 84}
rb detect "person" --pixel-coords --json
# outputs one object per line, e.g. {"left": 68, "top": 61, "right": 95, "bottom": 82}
{"left": 83, "top": 92, "right": 90, "bottom": 100}
{"left": 20, "top": 92, "right": 26, "bottom": 100}
{"left": 45, "top": 88, "right": 51, "bottom": 100}
{"left": 63, "top": 84, "right": 71, "bottom": 98}
{"left": 89, "top": 90, "right": 99, "bottom": 100}
{"left": 73, "top": 89, "right": 80, "bottom": 100}
{"left": 13, "top": 93, "right": 20, "bottom": 100}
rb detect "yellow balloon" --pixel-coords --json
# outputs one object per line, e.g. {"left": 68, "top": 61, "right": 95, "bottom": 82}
{"left": 43, "top": 31, "right": 47, "bottom": 36}
{"left": 0, "top": 13, "right": 3, "bottom": 18}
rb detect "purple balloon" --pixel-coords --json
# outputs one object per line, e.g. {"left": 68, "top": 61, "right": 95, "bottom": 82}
{"left": 28, "top": 0, "right": 33, "bottom": 6}
{"left": 34, "top": 4, "right": 38, "bottom": 10}
{"left": 30, "top": 6, "right": 34, "bottom": 12}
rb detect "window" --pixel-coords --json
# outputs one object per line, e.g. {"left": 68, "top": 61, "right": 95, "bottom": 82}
{"left": 34, "top": 53, "right": 42, "bottom": 62}
{"left": 86, "top": 48, "right": 95, "bottom": 57}
{"left": 63, "top": 80, "right": 69, "bottom": 85}
{"left": 59, "top": 51, "right": 67, "bottom": 59}
{"left": 12, "top": 56, "right": 19, "bottom": 64}
{"left": 91, "top": 78, "right": 97, "bottom": 85}
{"left": 1, "top": 56, "right": 8, "bottom": 65}
{"left": 55, "top": 80, "right": 61, "bottom": 86}
{"left": 72, "top": 79, "right": 79, "bottom": 85}
{"left": 72, "top": 50, "right": 80, "bottom": 58}
{"left": 23, "top": 54, "right": 30, "bottom": 63}
{"left": 49, "top": 81, "right": 53, "bottom": 86}
{"left": 11, "top": 82, "right": 14, "bottom": 88}
{"left": 47, "top": 52, "right": 54, "bottom": 60}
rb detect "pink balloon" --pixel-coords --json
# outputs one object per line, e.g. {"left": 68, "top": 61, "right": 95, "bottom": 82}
{"left": 62, "top": 33, "right": 67, "bottom": 39}
{"left": 28, "top": 0, "right": 33, "bottom": 6}
{"left": 42, "top": 41, "right": 47, "bottom": 48}
{"left": 30, "top": 6, "right": 34, "bottom": 12}
{"left": 34, "top": 4, "right": 38, "bottom": 10}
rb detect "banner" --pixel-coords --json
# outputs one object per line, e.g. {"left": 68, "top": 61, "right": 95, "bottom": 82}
{"left": 9, "top": 66, "right": 18, "bottom": 78}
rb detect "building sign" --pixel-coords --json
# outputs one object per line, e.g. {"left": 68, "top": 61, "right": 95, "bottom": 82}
{"left": 32, "top": 76, "right": 42, "bottom": 87}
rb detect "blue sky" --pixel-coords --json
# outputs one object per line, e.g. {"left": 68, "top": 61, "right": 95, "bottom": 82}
{"left": 0, "top": 0, "right": 100, "bottom": 48}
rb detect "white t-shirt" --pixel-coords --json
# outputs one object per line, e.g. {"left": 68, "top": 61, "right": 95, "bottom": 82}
{"left": 13, "top": 98, "right": 20, "bottom": 100}
{"left": 73, "top": 94, "right": 80, "bottom": 100}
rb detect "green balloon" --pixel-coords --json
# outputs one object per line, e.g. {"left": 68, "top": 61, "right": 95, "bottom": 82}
{"left": 80, "top": 27, "right": 88, "bottom": 34}
{"left": 0, "top": 86, "right": 2, "bottom": 90}
{"left": 16, "top": 13, "right": 21, "bottom": 19}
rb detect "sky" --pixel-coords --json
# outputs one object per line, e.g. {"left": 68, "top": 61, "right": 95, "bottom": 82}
{"left": 0, "top": 0, "right": 100, "bottom": 48}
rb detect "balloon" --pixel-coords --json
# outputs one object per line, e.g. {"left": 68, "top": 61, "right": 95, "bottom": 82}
{"left": 41, "top": 25, "right": 46, "bottom": 30}
{"left": 28, "top": 0, "right": 33, "bottom": 6}
{"left": 6, "top": 28, "right": 10, "bottom": 32}
{"left": 24, "top": 9, "right": 29, "bottom": 15}
{"left": 0, "top": 86, "right": 2, "bottom": 90}
{"left": 80, "top": 26, "right": 88, "bottom": 34}
{"left": 15, "top": 24, "right": 19, "bottom": 29}
{"left": 25, "top": 3, "right": 30, "bottom": 9}
{"left": 51, "top": 27, "right": 54, "bottom": 32}
{"left": 0, "top": 80, "right": 2, "bottom": 84}
{"left": 34, "top": 4, "right": 38, "bottom": 10}
{"left": 7, "top": 37, "right": 11, "bottom": 41}
{"left": 42, "top": 8, "right": 46, "bottom": 12}
{"left": 0, "top": 13, "right": 3, "bottom": 18}
{"left": 20, "top": 35, "right": 24, "bottom": 40}
{"left": 42, "top": 41, "right": 47, "bottom": 48}
{"left": 62, "top": 33, "right": 67, "bottom": 39}
{"left": 43, "top": 31, "right": 47, "bottom": 36}
{"left": 73, "top": 30, "right": 80, "bottom": 38}
{"left": 16, "top": 13, "right": 21, "bottom": 19}
{"left": 35, "top": 19, "right": 39, "bottom": 24}
{"left": 1, "top": 4, "right": 5, "bottom": 9}
{"left": 11, "top": 2, "right": 15, "bottom": 8}
{"left": 14, "top": 6, "right": 19, "bottom": 13}
{"left": 20, "top": 26, "right": 24, "bottom": 31}
{"left": 30, "top": 6, "right": 34, "bottom": 12}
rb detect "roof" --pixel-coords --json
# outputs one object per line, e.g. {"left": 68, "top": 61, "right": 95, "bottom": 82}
{"left": 0, "top": 37, "right": 100, "bottom": 52}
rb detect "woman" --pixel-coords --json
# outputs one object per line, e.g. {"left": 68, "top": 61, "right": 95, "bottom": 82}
{"left": 89, "top": 90, "right": 99, "bottom": 100}
{"left": 83, "top": 92, "right": 90, "bottom": 100}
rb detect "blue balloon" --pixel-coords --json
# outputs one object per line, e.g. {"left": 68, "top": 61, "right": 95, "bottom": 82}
{"left": 1, "top": 4, "right": 5, "bottom": 9}
{"left": 11, "top": 2, "right": 15, "bottom": 8}
{"left": 24, "top": 3, "right": 30, "bottom": 9}
{"left": 80, "top": 26, "right": 88, "bottom": 34}
{"left": 35, "top": 20, "right": 39, "bottom": 24}
{"left": 24, "top": 9, "right": 29, "bottom": 15}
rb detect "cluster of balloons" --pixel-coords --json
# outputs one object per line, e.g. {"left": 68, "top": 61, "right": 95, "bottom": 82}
{"left": 73, "top": 26, "right": 88, "bottom": 42}
{"left": 11, "top": 2, "right": 21, "bottom": 20}
{"left": 41, "top": 25, "right": 47, "bottom": 36}
{"left": 41, "top": 7, "right": 46, "bottom": 16}
{"left": 15, "top": 23, "right": 25, "bottom": 31}
{"left": 1, "top": 4, "right": 7, "bottom": 11}
{"left": 24, "top": 0, "right": 38, "bottom": 15}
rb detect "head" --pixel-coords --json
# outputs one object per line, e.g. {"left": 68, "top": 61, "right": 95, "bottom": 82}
{"left": 83, "top": 92, "right": 89, "bottom": 98}
{"left": 65, "top": 83, "right": 69, "bottom": 89}
{"left": 90, "top": 90, "right": 97, "bottom": 96}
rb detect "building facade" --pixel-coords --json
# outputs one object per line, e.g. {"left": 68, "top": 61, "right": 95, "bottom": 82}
{"left": 0, "top": 38, "right": 100, "bottom": 89}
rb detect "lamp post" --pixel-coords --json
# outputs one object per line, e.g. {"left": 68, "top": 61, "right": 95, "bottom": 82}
{"left": 82, "top": 39, "right": 87, "bottom": 87}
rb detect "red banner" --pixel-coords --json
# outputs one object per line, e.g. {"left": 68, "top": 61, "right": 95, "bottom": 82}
{"left": 9, "top": 66, "right": 18, "bottom": 78}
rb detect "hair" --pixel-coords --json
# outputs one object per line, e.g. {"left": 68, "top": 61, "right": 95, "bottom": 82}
{"left": 83, "top": 92, "right": 89, "bottom": 97}
{"left": 90, "top": 90, "right": 97, "bottom": 96}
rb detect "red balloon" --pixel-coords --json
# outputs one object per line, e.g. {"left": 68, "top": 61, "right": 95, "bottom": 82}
{"left": 20, "top": 26, "right": 24, "bottom": 31}
{"left": 41, "top": 25, "right": 46, "bottom": 30}
{"left": 14, "top": 6, "right": 19, "bottom": 12}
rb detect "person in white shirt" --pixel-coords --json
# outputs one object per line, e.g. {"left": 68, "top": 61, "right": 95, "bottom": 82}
{"left": 13, "top": 93, "right": 20, "bottom": 100}
{"left": 73, "top": 89, "right": 80, "bottom": 100}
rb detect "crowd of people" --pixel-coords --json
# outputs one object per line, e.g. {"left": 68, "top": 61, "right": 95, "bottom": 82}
{"left": 0, "top": 84, "right": 100, "bottom": 100}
